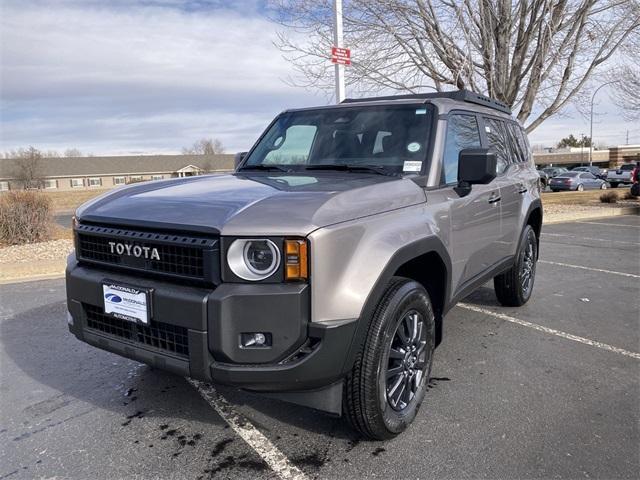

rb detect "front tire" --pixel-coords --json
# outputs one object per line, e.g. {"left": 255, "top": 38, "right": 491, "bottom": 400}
{"left": 576, "top": 183, "right": 584, "bottom": 191}
{"left": 494, "top": 225, "right": 538, "bottom": 307}
{"left": 343, "top": 277, "right": 435, "bottom": 440}
{"left": 600, "top": 182, "right": 607, "bottom": 190}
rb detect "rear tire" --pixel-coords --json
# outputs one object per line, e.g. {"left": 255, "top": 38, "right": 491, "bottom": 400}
{"left": 343, "top": 277, "right": 435, "bottom": 440}
{"left": 494, "top": 225, "right": 537, "bottom": 307}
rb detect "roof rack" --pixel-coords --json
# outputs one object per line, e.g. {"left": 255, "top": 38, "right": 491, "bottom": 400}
{"left": 341, "top": 89, "right": 511, "bottom": 115}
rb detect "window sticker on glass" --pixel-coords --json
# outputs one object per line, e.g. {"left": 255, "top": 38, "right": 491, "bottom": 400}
{"left": 403, "top": 160, "right": 422, "bottom": 172}
{"left": 407, "top": 142, "right": 421, "bottom": 152}
{"left": 415, "top": 108, "right": 427, "bottom": 115}
{"left": 485, "top": 126, "right": 491, "bottom": 133}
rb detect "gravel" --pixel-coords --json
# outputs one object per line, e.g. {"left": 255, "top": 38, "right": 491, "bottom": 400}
{"left": 0, "top": 239, "right": 74, "bottom": 264}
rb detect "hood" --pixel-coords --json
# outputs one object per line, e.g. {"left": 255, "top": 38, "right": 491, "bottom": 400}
{"left": 77, "top": 173, "right": 426, "bottom": 236}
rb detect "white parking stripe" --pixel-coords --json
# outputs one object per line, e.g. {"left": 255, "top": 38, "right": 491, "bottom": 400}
{"left": 539, "top": 260, "right": 640, "bottom": 278}
{"left": 187, "top": 379, "right": 308, "bottom": 480}
{"left": 577, "top": 221, "right": 640, "bottom": 228}
{"left": 541, "top": 233, "right": 640, "bottom": 246}
{"left": 458, "top": 303, "right": 640, "bottom": 360}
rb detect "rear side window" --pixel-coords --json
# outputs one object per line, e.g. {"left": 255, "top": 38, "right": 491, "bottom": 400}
{"left": 442, "top": 114, "right": 481, "bottom": 184}
{"left": 483, "top": 118, "right": 511, "bottom": 174}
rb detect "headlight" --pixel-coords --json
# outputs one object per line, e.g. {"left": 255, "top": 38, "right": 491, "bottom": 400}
{"left": 227, "top": 239, "right": 281, "bottom": 281}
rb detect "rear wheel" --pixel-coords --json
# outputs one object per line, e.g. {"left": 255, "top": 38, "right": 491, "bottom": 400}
{"left": 494, "top": 225, "right": 537, "bottom": 307}
{"left": 344, "top": 277, "right": 435, "bottom": 440}
{"left": 576, "top": 183, "right": 584, "bottom": 191}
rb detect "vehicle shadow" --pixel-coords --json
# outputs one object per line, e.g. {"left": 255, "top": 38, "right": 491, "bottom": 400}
{"left": 1, "top": 301, "right": 226, "bottom": 429}
{"left": 1, "top": 300, "right": 357, "bottom": 442}
{"left": 461, "top": 285, "right": 501, "bottom": 307}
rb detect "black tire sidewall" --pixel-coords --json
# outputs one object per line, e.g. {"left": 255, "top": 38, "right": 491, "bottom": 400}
{"left": 370, "top": 282, "right": 435, "bottom": 435}
{"left": 515, "top": 225, "right": 537, "bottom": 303}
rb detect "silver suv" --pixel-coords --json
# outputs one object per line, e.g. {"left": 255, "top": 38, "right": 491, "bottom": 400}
{"left": 66, "top": 90, "right": 542, "bottom": 440}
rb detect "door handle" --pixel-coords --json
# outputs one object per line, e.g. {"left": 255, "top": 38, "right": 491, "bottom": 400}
{"left": 488, "top": 193, "right": 502, "bottom": 204}
{"left": 517, "top": 182, "right": 528, "bottom": 194}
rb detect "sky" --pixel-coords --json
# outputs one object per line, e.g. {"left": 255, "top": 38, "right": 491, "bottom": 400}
{"left": 1, "top": 0, "right": 638, "bottom": 156}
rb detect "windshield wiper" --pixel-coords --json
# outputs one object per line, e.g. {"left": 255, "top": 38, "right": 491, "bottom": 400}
{"left": 239, "top": 164, "right": 290, "bottom": 172}
{"left": 305, "top": 164, "right": 392, "bottom": 176}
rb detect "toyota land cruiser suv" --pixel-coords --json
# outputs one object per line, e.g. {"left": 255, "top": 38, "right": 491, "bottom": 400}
{"left": 66, "top": 90, "right": 542, "bottom": 440}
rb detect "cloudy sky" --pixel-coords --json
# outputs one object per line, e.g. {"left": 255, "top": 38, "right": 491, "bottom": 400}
{"left": 1, "top": 0, "right": 638, "bottom": 156}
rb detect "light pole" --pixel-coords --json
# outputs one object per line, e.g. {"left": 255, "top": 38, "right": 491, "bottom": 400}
{"left": 333, "top": 0, "right": 345, "bottom": 103}
{"left": 589, "top": 80, "right": 619, "bottom": 166}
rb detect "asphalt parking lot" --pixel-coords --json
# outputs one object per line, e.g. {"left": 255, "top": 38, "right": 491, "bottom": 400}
{"left": 1, "top": 215, "right": 638, "bottom": 480}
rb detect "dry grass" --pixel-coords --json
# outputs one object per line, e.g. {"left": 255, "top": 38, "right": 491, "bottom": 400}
{"left": 43, "top": 189, "right": 107, "bottom": 212}
{"left": 599, "top": 191, "right": 618, "bottom": 203}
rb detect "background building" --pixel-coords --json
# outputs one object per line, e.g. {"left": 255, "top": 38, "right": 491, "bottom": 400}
{"left": 0, "top": 154, "right": 234, "bottom": 191}
{"left": 533, "top": 145, "right": 640, "bottom": 168}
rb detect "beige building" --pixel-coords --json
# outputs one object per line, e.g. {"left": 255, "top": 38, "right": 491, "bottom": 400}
{"left": 0, "top": 154, "right": 234, "bottom": 192}
{"left": 533, "top": 145, "right": 640, "bottom": 168}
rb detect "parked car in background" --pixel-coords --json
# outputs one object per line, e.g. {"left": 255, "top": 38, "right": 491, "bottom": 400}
{"left": 572, "top": 165, "right": 606, "bottom": 180}
{"left": 549, "top": 172, "right": 607, "bottom": 191}
{"left": 606, "top": 163, "right": 636, "bottom": 188}
{"left": 542, "top": 167, "right": 569, "bottom": 179}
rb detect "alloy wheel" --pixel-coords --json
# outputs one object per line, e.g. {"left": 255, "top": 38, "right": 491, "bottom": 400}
{"left": 385, "top": 310, "right": 428, "bottom": 411}
{"left": 520, "top": 240, "right": 535, "bottom": 295}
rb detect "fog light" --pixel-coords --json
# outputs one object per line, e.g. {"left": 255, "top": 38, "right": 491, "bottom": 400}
{"left": 241, "top": 332, "right": 271, "bottom": 348}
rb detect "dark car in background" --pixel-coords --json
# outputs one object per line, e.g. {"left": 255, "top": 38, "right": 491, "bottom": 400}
{"left": 542, "top": 167, "right": 569, "bottom": 179}
{"left": 549, "top": 171, "right": 607, "bottom": 192}
{"left": 572, "top": 165, "right": 606, "bottom": 180}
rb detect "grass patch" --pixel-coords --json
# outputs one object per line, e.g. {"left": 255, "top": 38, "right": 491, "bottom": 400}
{"left": 43, "top": 189, "right": 107, "bottom": 212}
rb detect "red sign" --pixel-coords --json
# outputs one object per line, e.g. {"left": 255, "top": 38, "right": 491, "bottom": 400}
{"left": 331, "top": 46, "right": 351, "bottom": 65}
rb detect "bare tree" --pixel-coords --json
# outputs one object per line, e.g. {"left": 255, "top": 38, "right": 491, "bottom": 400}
{"left": 271, "top": 0, "right": 640, "bottom": 132}
{"left": 610, "top": 65, "right": 640, "bottom": 120}
{"left": 64, "top": 148, "right": 83, "bottom": 157}
{"left": 182, "top": 138, "right": 225, "bottom": 155}
{"left": 11, "top": 146, "right": 44, "bottom": 189}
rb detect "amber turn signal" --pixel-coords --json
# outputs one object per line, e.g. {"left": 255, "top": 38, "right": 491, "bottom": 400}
{"left": 284, "top": 239, "right": 308, "bottom": 281}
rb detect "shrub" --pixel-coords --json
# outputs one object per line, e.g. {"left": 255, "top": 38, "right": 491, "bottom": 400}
{"left": 0, "top": 191, "right": 52, "bottom": 245}
{"left": 599, "top": 191, "right": 618, "bottom": 204}
{"left": 623, "top": 190, "right": 638, "bottom": 200}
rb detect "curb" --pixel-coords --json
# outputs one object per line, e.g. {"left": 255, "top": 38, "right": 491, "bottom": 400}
{"left": 543, "top": 206, "right": 639, "bottom": 224}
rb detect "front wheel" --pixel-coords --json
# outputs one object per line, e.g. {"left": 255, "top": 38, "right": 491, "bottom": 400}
{"left": 344, "top": 277, "right": 435, "bottom": 440}
{"left": 494, "top": 225, "right": 538, "bottom": 307}
{"left": 576, "top": 183, "right": 584, "bottom": 191}
{"left": 600, "top": 182, "right": 608, "bottom": 190}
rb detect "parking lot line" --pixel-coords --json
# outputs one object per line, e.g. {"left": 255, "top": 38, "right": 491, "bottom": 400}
{"left": 576, "top": 221, "right": 640, "bottom": 229}
{"left": 541, "top": 232, "right": 640, "bottom": 246}
{"left": 538, "top": 259, "right": 640, "bottom": 278}
{"left": 187, "top": 379, "right": 309, "bottom": 480}
{"left": 458, "top": 303, "right": 640, "bottom": 360}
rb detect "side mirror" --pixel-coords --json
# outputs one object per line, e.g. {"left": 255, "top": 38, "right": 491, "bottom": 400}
{"left": 234, "top": 151, "right": 247, "bottom": 170}
{"left": 455, "top": 148, "right": 496, "bottom": 196}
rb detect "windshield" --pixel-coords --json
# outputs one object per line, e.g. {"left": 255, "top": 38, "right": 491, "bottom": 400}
{"left": 558, "top": 172, "right": 579, "bottom": 177}
{"left": 242, "top": 105, "right": 434, "bottom": 175}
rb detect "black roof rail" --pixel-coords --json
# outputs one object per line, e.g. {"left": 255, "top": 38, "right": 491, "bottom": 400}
{"left": 341, "top": 89, "right": 511, "bottom": 115}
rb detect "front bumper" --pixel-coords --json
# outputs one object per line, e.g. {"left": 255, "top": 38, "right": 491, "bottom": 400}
{"left": 66, "top": 254, "right": 358, "bottom": 393}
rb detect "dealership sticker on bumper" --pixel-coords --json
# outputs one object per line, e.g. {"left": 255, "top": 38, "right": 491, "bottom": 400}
{"left": 103, "top": 283, "right": 149, "bottom": 324}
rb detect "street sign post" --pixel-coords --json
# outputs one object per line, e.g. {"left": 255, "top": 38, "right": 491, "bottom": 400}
{"left": 333, "top": 0, "right": 345, "bottom": 103}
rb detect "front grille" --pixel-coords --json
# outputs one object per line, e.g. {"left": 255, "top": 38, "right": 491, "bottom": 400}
{"left": 84, "top": 304, "right": 189, "bottom": 358}
{"left": 75, "top": 223, "right": 219, "bottom": 283}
